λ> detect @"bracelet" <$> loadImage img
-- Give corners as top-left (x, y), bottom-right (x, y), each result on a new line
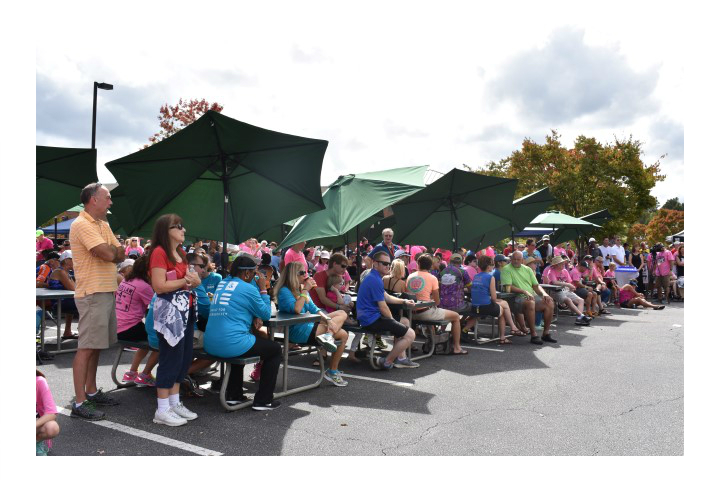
top-left (260, 290), bottom-right (268, 295)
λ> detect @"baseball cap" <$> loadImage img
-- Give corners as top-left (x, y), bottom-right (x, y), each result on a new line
top-left (494, 254), bottom-right (509, 263)
top-left (588, 237), bottom-right (596, 243)
top-left (449, 253), bottom-right (463, 263)
top-left (59, 251), bottom-right (72, 262)
top-left (395, 249), bottom-right (411, 259)
top-left (118, 259), bottom-right (135, 271)
top-left (320, 250), bottom-right (330, 259)
top-left (36, 229), bottom-right (44, 237)
top-left (234, 252), bottom-right (260, 269)
top-left (541, 235), bottom-right (550, 241)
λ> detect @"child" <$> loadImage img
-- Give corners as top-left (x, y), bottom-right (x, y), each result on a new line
top-left (605, 263), bottom-right (619, 304)
top-left (36, 370), bottom-right (60, 455)
top-left (326, 274), bottom-right (352, 312)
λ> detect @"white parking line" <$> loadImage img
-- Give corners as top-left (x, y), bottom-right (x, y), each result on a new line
top-left (287, 366), bottom-right (414, 387)
top-left (57, 407), bottom-right (223, 456)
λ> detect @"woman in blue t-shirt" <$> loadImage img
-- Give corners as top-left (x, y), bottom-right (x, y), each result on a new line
top-left (274, 261), bottom-right (349, 387)
top-left (203, 254), bottom-right (282, 411)
top-left (469, 255), bottom-right (521, 344)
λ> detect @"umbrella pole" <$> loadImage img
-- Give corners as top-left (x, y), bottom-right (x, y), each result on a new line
top-left (355, 224), bottom-right (361, 284)
top-left (221, 156), bottom-right (229, 278)
top-left (54, 217), bottom-right (58, 245)
top-left (450, 199), bottom-right (459, 252)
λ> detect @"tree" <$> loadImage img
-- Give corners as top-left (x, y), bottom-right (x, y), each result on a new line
top-left (661, 197), bottom-right (684, 211)
top-left (145, 98), bottom-right (223, 147)
top-left (626, 223), bottom-right (648, 245)
top-left (645, 209), bottom-right (684, 245)
top-left (471, 130), bottom-right (665, 240)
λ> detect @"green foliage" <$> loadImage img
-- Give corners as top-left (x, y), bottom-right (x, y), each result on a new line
top-left (661, 197), bottom-right (684, 211)
top-left (471, 130), bottom-right (665, 240)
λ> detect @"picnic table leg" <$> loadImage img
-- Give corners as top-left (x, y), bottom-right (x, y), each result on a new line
top-left (56, 298), bottom-right (62, 352)
top-left (40, 301), bottom-right (47, 353)
top-left (110, 346), bottom-right (136, 388)
top-left (282, 326), bottom-right (289, 392)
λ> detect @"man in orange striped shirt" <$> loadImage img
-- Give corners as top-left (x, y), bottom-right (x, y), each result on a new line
top-left (69, 183), bottom-right (125, 420)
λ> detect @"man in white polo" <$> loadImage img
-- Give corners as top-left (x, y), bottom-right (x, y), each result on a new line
top-left (69, 183), bottom-right (125, 420)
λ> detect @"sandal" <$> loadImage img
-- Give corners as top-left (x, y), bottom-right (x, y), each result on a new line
top-left (498, 338), bottom-right (512, 345)
top-left (449, 349), bottom-right (469, 355)
top-left (510, 329), bottom-right (525, 337)
top-left (61, 333), bottom-right (79, 340)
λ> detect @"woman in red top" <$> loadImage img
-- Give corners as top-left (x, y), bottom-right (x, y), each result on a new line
top-left (149, 214), bottom-right (201, 427)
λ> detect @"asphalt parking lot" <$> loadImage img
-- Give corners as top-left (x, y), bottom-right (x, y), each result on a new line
top-left (38, 303), bottom-right (683, 456)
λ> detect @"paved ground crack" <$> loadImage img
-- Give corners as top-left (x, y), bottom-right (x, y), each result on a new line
top-left (618, 395), bottom-right (683, 416)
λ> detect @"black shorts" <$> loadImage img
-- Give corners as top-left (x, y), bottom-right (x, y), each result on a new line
top-left (117, 321), bottom-right (148, 342)
top-left (472, 303), bottom-right (501, 317)
top-left (620, 300), bottom-right (631, 308)
top-left (363, 317), bottom-right (409, 338)
top-left (304, 322), bottom-right (321, 344)
top-left (576, 287), bottom-right (589, 299)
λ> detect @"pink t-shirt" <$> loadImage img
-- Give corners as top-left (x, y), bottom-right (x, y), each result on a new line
top-left (547, 267), bottom-right (572, 284)
top-left (541, 265), bottom-right (552, 283)
top-left (569, 268), bottom-right (583, 283)
top-left (619, 288), bottom-right (634, 304)
top-left (406, 271), bottom-right (439, 302)
top-left (604, 269), bottom-right (615, 278)
top-left (36, 237), bottom-right (54, 261)
top-left (115, 278), bottom-right (154, 333)
top-left (36, 375), bottom-right (58, 448)
top-left (654, 251), bottom-right (674, 276)
top-left (36, 375), bottom-right (57, 417)
top-left (284, 248), bottom-right (308, 271)
top-left (125, 245), bottom-right (145, 256)
top-left (553, 246), bottom-right (566, 257)
top-left (315, 263), bottom-right (328, 273)
top-left (483, 247), bottom-right (495, 257)
top-left (410, 245), bottom-right (425, 259)
top-left (408, 260), bottom-right (418, 274)
top-left (464, 265), bottom-right (478, 281)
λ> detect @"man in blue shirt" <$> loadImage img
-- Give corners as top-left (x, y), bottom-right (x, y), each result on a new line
top-left (357, 250), bottom-right (418, 370)
top-left (373, 228), bottom-right (400, 259)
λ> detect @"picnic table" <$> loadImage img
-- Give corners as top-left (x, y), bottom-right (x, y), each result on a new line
top-left (404, 300), bottom-right (440, 361)
top-left (36, 288), bottom-right (76, 354)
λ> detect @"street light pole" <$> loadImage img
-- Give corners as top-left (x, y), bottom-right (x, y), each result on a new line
top-left (92, 81), bottom-right (114, 149)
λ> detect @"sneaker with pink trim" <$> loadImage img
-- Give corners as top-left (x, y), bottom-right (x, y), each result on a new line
top-left (122, 371), bottom-right (138, 383)
top-left (250, 362), bottom-right (262, 382)
top-left (134, 372), bottom-right (156, 387)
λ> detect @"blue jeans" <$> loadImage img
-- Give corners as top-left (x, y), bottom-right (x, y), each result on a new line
top-left (600, 289), bottom-right (611, 303)
top-left (156, 313), bottom-right (195, 389)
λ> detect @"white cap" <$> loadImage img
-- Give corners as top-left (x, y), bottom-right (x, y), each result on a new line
top-left (320, 250), bottom-right (330, 259)
top-left (118, 259), bottom-right (135, 271)
top-left (541, 235), bottom-right (550, 241)
top-left (588, 237), bottom-right (596, 243)
top-left (59, 251), bottom-right (72, 262)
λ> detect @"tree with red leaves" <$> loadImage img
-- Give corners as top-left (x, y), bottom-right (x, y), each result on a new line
top-left (145, 98), bottom-right (223, 147)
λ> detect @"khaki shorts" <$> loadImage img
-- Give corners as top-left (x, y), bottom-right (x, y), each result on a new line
top-left (551, 289), bottom-right (581, 304)
top-left (656, 275), bottom-right (670, 288)
top-left (412, 306), bottom-right (448, 321)
top-left (75, 292), bottom-right (118, 349)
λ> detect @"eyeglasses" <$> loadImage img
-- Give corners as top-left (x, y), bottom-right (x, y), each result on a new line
top-left (375, 260), bottom-right (391, 267)
top-left (169, 224), bottom-right (185, 230)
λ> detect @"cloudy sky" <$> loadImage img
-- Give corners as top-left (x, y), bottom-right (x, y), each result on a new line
top-left (35, 1), bottom-right (683, 204)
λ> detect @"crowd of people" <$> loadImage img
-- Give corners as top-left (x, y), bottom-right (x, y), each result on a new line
top-left (35, 183), bottom-right (684, 452)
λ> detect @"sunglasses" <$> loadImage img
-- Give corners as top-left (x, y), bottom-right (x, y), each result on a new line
top-left (339, 264), bottom-right (348, 269)
top-left (169, 224), bottom-right (185, 230)
top-left (297, 270), bottom-right (307, 276)
top-left (375, 260), bottom-right (391, 267)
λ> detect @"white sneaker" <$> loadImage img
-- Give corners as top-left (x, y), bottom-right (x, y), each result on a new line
top-left (315, 332), bottom-right (337, 352)
top-left (172, 402), bottom-right (198, 420)
top-left (153, 408), bottom-right (187, 426)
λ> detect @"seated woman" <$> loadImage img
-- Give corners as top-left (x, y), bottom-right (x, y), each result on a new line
top-left (117, 258), bottom-right (135, 286)
top-left (469, 255), bottom-right (519, 344)
top-left (274, 261), bottom-right (349, 386)
top-left (203, 253), bottom-right (282, 410)
top-left (604, 263), bottom-right (620, 304)
top-left (407, 254), bottom-right (467, 354)
top-left (383, 259), bottom-right (407, 295)
top-left (618, 280), bottom-right (665, 310)
top-left (46, 253), bottom-right (78, 340)
top-left (116, 254), bottom-right (158, 386)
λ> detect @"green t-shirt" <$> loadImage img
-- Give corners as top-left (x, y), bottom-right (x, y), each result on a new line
top-left (501, 263), bottom-right (538, 293)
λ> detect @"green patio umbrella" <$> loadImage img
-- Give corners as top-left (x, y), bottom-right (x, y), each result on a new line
top-left (36, 146), bottom-right (98, 226)
top-left (106, 111), bottom-right (328, 273)
top-left (470, 187), bottom-right (556, 249)
top-left (255, 218), bottom-right (299, 245)
top-left (551, 209), bottom-right (611, 244)
top-left (392, 169), bottom-right (518, 251)
top-left (279, 166), bottom-right (427, 249)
